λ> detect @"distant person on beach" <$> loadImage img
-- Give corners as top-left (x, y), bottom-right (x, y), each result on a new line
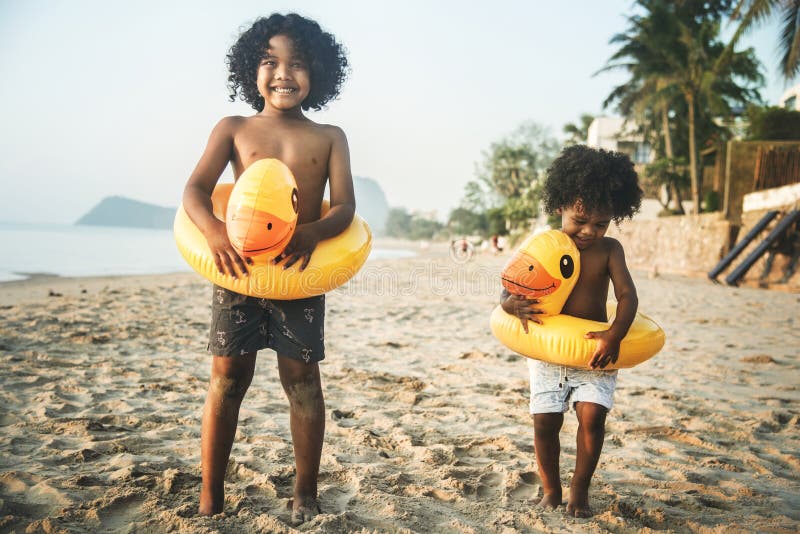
top-left (450, 237), bottom-right (474, 262)
top-left (491, 234), bottom-right (502, 254)
top-left (501, 145), bottom-right (643, 517)
top-left (181, 13), bottom-right (353, 524)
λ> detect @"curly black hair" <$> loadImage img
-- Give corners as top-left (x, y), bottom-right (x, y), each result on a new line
top-left (226, 13), bottom-right (348, 112)
top-left (542, 145), bottom-right (643, 223)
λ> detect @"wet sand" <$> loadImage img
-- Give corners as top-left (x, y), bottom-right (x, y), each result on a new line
top-left (1, 245), bottom-right (798, 532)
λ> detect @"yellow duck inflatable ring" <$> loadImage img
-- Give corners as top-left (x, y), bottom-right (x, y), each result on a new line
top-left (490, 230), bottom-right (665, 369)
top-left (174, 159), bottom-right (372, 299)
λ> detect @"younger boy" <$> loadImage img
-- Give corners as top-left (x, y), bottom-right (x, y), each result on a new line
top-left (182, 13), bottom-right (353, 524)
top-left (502, 145), bottom-right (643, 517)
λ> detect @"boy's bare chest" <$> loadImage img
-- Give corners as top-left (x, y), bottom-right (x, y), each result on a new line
top-left (562, 249), bottom-right (611, 321)
top-left (231, 123), bottom-right (330, 183)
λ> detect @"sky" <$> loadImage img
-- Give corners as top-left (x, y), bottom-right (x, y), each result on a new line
top-left (1, 0), bottom-right (795, 224)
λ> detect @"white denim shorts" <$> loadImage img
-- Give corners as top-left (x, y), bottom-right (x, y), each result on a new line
top-left (527, 359), bottom-right (618, 414)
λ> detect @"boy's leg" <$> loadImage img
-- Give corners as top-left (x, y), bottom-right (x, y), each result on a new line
top-left (200, 353), bottom-right (257, 516)
top-left (277, 354), bottom-right (325, 525)
top-left (527, 360), bottom-right (570, 509)
top-left (533, 412), bottom-right (564, 508)
top-left (568, 401), bottom-right (607, 518)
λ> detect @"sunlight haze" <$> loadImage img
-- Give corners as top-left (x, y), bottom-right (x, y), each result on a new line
top-left (0, 0), bottom-right (792, 224)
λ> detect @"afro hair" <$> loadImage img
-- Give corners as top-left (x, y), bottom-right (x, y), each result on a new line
top-left (542, 145), bottom-right (643, 223)
top-left (226, 13), bottom-right (348, 112)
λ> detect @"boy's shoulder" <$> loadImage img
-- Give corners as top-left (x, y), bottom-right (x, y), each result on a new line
top-left (582, 237), bottom-right (623, 262)
top-left (299, 120), bottom-right (348, 146)
top-left (210, 116), bottom-right (345, 146)
top-left (598, 236), bottom-right (624, 255)
top-left (212, 115), bottom-right (248, 135)
top-left (224, 115), bottom-right (344, 137)
top-left (301, 119), bottom-right (346, 137)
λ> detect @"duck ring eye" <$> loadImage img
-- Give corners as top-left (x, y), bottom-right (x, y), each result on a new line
top-left (560, 255), bottom-right (575, 278)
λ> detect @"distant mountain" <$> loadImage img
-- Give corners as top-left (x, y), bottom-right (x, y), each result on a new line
top-left (353, 176), bottom-right (389, 235)
top-left (77, 177), bottom-right (390, 232)
top-left (76, 196), bottom-right (175, 229)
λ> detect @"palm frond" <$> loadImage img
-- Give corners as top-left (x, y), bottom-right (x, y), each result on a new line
top-left (779, 0), bottom-right (800, 78)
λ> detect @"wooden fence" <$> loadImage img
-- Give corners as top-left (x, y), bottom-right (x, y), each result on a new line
top-left (753, 146), bottom-right (800, 191)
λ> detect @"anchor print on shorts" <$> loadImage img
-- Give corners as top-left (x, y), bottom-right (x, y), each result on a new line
top-left (282, 325), bottom-right (296, 340)
top-left (216, 289), bottom-right (226, 304)
top-left (216, 330), bottom-right (227, 346)
top-left (232, 310), bottom-right (246, 325)
top-left (304, 308), bottom-right (315, 323)
top-left (300, 348), bottom-right (312, 363)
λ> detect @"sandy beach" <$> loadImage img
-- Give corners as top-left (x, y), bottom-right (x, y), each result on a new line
top-left (1, 244), bottom-right (798, 533)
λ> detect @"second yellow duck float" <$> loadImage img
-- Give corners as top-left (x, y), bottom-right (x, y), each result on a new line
top-left (490, 230), bottom-right (665, 369)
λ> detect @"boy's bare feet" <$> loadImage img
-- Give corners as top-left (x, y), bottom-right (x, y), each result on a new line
top-left (198, 488), bottom-right (224, 516)
top-left (291, 495), bottom-right (321, 526)
top-left (566, 487), bottom-right (593, 518)
top-left (534, 490), bottom-right (563, 509)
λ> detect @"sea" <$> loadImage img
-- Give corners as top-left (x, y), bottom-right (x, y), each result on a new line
top-left (0, 222), bottom-right (414, 282)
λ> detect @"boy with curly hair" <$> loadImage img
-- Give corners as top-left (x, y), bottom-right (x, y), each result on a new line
top-left (182, 13), bottom-right (353, 523)
top-left (502, 145), bottom-right (643, 517)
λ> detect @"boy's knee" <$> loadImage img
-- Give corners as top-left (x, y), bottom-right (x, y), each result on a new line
top-left (576, 403), bottom-right (607, 433)
top-left (533, 413), bottom-right (563, 436)
top-left (283, 372), bottom-right (322, 410)
top-left (210, 375), bottom-right (251, 400)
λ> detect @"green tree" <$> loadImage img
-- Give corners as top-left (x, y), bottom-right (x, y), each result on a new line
top-left (409, 217), bottom-right (444, 240)
top-left (601, 0), bottom-right (763, 213)
top-left (386, 206), bottom-right (444, 239)
top-left (747, 105), bottom-right (800, 139)
top-left (447, 207), bottom-right (487, 236)
top-left (486, 207), bottom-right (507, 236)
top-left (598, 0), bottom-right (686, 211)
top-left (562, 114), bottom-right (596, 145)
top-left (646, 157), bottom-right (690, 212)
top-left (474, 121), bottom-right (559, 229)
top-left (729, 0), bottom-right (800, 80)
top-left (385, 207), bottom-right (411, 238)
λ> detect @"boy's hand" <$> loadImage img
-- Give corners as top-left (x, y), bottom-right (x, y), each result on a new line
top-left (585, 330), bottom-right (622, 369)
top-left (502, 294), bottom-right (543, 333)
top-left (205, 221), bottom-right (251, 278)
top-left (274, 224), bottom-right (321, 271)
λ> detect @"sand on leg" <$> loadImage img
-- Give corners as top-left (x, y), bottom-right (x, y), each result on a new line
top-left (568, 401), bottom-right (607, 518)
top-left (199, 353), bottom-right (257, 516)
top-left (533, 412), bottom-right (564, 509)
top-left (278, 354), bottom-right (325, 525)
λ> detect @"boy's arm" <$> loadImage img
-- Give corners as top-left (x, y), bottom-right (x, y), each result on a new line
top-left (182, 117), bottom-right (250, 278)
top-left (607, 239), bottom-right (638, 340)
top-left (278, 126), bottom-right (356, 270)
top-left (587, 239), bottom-right (638, 368)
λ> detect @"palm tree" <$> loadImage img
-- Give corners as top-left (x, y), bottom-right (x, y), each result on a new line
top-left (728, 0), bottom-right (800, 80)
top-left (600, 0), bottom-right (763, 213)
top-left (598, 0), bottom-right (687, 210)
top-left (562, 114), bottom-right (596, 145)
top-left (671, 16), bottom-right (763, 212)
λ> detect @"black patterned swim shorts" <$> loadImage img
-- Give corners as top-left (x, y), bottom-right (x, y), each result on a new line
top-left (207, 284), bottom-right (325, 363)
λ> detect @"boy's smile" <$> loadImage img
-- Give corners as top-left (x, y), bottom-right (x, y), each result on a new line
top-left (559, 202), bottom-right (611, 250)
top-left (256, 34), bottom-right (311, 113)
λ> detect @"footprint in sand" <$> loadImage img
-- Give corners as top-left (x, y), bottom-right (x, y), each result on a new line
top-left (741, 354), bottom-right (780, 364)
top-left (317, 469), bottom-right (360, 515)
top-left (96, 492), bottom-right (147, 531)
top-left (475, 471), bottom-right (504, 499)
top-left (453, 437), bottom-right (518, 467)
